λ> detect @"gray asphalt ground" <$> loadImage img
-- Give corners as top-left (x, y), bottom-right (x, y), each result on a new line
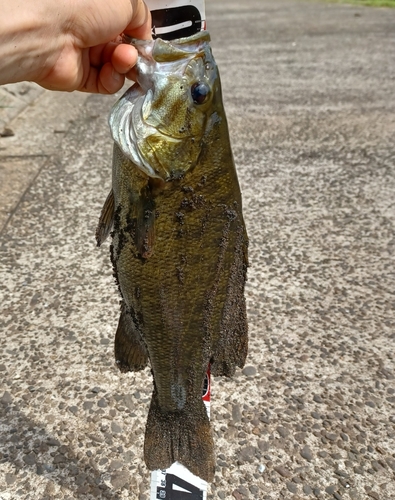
top-left (1, 1), bottom-right (394, 499)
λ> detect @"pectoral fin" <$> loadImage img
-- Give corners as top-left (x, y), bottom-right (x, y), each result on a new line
top-left (96, 189), bottom-right (114, 247)
top-left (135, 185), bottom-right (156, 259)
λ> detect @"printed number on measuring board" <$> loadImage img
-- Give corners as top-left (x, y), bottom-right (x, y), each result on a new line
top-left (156, 472), bottom-right (203, 499)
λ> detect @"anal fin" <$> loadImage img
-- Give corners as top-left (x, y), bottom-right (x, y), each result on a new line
top-left (114, 302), bottom-right (149, 372)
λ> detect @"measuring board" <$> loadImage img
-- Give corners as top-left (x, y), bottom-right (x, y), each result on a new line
top-left (138, 2), bottom-right (209, 497)
top-left (145, 0), bottom-right (206, 40)
top-left (149, 370), bottom-right (211, 500)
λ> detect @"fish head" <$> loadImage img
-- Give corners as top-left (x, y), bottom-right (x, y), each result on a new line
top-left (110, 32), bottom-right (220, 181)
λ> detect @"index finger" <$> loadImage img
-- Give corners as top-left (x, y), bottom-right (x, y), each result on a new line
top-left (124, 0), bottom-right (152, 40)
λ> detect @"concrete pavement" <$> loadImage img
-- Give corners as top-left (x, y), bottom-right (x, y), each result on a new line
top-left (1, 1), bottom-right (394, 499)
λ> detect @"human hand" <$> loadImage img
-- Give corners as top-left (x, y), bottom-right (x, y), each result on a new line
top-left (0, 0), bottom-right (151, 94)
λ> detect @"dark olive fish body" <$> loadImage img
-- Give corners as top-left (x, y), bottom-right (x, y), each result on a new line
top-left (97, 32), bottom-right (248, 482)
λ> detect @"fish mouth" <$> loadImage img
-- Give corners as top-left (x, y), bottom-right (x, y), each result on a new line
top-left (110, 32), bottom-right (212, 179)
top-left (123, 31), bottom-right (211, 63)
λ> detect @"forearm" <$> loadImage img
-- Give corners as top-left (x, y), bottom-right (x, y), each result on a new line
top-left (0, 1), bottom-right (72, 85)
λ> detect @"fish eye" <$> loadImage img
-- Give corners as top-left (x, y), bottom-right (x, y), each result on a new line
top-left (191, 82), bottom-right (210, 105)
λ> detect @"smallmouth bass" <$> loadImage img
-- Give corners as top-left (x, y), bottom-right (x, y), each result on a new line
top-left (96, 31), bottom-right (248, 482)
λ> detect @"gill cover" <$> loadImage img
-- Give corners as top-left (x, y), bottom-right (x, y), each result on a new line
top-left (109, 31), bottom-right (218, 181)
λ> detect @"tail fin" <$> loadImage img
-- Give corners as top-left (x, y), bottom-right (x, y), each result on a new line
top-left (144, 387), bottom-right (215, 482)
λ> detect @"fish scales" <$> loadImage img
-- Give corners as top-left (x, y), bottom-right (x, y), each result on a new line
top-left (97, 31), bottom-right (248, 482)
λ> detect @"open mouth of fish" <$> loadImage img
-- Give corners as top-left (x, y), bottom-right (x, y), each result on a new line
top-left (109, 31), bottom-right (212, 180)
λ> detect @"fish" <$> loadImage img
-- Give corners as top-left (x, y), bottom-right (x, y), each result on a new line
top-left (96, 30), bottom-right (248, 482)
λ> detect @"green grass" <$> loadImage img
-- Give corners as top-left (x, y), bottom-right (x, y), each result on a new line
top-left (329, 0), bottom-right (395, 6)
